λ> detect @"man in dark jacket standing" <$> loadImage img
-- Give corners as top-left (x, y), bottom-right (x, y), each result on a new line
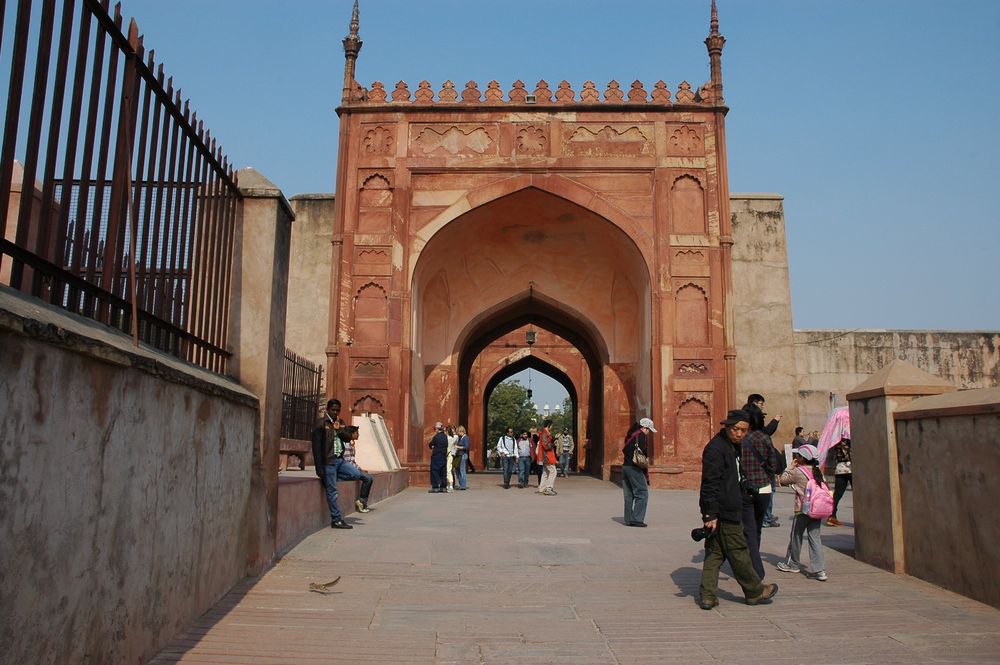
top-left (428, 421), bottom-right (449, 492)
top-left (698, 409), bottom-right (778, 610)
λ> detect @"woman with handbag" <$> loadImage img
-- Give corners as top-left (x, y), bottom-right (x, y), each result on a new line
top-left (622, 417), bottom-right (656, 527)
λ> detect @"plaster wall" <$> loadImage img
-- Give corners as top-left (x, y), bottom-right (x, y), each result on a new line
top-left (730, 193), bottom-right (798, 442)
top-left (893, 391), bottom-right (1000, 609)
top-left (286, 194), bottom-right (336, 370)
top-left (848, 394), bottom-right (906, 572)
top-left (0, 290), bottom-right (259, 665)
top-left (796, 330), bottom-right (1000, 432)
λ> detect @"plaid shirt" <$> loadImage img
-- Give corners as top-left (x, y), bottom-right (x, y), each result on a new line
top-left (741, 430), bottom-right (779, 489)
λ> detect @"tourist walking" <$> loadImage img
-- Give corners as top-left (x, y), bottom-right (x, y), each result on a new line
top-left (741, 407), bottom-right (786, 579)
top-left (827, 438), bottom-right (852, 526)
top-left (428, 422), bottom-right (449, 493)
top-left (622, 418), bottom-right (656, 527)
top-left (515, 430), bottom-right (532, 488)
top-left (536, 419), bottom-right (558, 495)
top-left (698, 409), bottom-right (778, 610)
top-left (454, 425), bottom-right (470, 490)
top-left (530, 427), bottom-right (542, 486)
top-left (496, 427), bottom-right (517, 489)
top-left (775, 444), bottom-right (829, 581)
top-left (556, 427), bottom-right (575, 477)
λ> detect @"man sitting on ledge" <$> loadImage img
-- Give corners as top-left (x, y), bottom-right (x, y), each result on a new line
top-left (339, 425), bottom-right (374, 513)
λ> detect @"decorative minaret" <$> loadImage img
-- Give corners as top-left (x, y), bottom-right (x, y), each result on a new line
top-left (341, 0), bottom-right (363, 104)
top-left (704, 0), bottom-right (726, 104)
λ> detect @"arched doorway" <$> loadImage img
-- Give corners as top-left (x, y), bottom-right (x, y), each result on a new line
top-left (411, 186), bottom-right (651, 480)
top-left (478, 348), bottom-right (579, 473)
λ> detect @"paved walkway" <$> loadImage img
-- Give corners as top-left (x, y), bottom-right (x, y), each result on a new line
top-left (151, 475), bottom-right (1000, 664)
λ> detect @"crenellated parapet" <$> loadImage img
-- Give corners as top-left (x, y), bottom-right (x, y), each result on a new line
top-left (354, 78), bottom-right (721, 107)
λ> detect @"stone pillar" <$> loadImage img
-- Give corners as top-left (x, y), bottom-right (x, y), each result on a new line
top-left (845, 360), bottom-right (955, 574)
top-left (229, 167), bottom-right (294, 574)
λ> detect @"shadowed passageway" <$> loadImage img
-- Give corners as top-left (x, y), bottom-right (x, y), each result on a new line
top-left (151, 477), bottom-right (1000, 664)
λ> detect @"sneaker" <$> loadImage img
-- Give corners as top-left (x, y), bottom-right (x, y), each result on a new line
top-left (812, 570), bottom-right (828, 582)
top-left (763, 518), bottom-right (780, 528)
top-left (745, 583), bottom-right (778, 605)
top-left (330, 519), bottom-right (353, 529)
top-left (446, 487), bottom-right (454, 493)
top-left (627, 521), bottom-right (647, 527)
top-left (355, 499), bottom-right (371, 513)
top-left (699, 597), bottom-right (719, 610)
top-left (775, 561), bottom-right (800, 573)
top-left (544, 489), bottom-right (557, 495)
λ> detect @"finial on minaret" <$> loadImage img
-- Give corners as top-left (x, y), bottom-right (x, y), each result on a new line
top-left (342, 0), bottom-right (363, 104)
top-left (705, 0), bottom-right (726, 104)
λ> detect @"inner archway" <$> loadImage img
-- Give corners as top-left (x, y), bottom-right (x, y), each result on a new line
top-left (479, 348), bottom-right (579, 472)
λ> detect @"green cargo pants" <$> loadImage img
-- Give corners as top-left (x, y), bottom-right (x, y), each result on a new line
top-left (699, 519), bottom-right (765, 602)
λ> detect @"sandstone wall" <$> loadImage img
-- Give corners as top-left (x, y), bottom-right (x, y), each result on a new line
top-left (0, 289), bottom-right (260, 665)
top-left (893, 389), bottom-right (1000, 609)
top-left (730, 193), bottom-right (799, 443)
top-left (796, 329), bottom-right (1000, 432)
top-left (286, 194), bottom-right (336, 371)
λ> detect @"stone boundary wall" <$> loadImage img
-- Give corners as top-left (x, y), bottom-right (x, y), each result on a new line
top-left (0, 287), bottom-right (260, 665)
top-left (893, 388), bottom-right (1000, 609)
top-left (285, 194), bottom-right (336, 372)
top-left (276, 470), bottom-right (409, 555)
top-left (796, 329), bottom-right (1000, 432)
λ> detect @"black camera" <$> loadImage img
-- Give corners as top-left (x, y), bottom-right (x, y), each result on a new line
top-left (691, 526), bottom-right (713, 542)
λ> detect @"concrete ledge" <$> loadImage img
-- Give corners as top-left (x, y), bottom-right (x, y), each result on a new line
top-left (894, 387), bottom-right (1000, 421)
top-left (0, 285), bottom-right (257, 408)
top-left (276, 469), bottom-right (409, 555)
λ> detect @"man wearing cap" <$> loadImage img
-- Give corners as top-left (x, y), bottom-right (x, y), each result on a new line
top-left (698, 409), bottom-right (779, 609)
top-left (428, 422), bottom-right (449, 493)
top-left (622, 417), bottom-right (657, 527)
top-left (556, 427), bottom-right (575, 477)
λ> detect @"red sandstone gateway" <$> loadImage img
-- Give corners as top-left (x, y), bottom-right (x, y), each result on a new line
top-left (326, 0), bottom-right (734, 488)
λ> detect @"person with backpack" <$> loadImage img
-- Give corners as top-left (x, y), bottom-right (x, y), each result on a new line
top-left (622, 418), bottom-right (655, 527)
top-left (775, 443), bottom-right (831, 581)
top-left (741, 408), bottom-right (786, 579)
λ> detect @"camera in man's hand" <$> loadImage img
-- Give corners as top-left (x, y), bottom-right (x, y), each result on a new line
top-left (691, 526), bottom-right (713, 542)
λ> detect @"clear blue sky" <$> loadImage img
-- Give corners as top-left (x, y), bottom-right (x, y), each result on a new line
top-left (120, 0), bottom-right (999, 346)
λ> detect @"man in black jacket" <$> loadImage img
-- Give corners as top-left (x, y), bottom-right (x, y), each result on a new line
top-left (744, 393), bottom-right (780, 437)
top-left (698, 409), bottom-right (778, 610)
top-left (311, 399), bottom-right (353, 529)
top-left (427, 421), bottom-right (449, 492)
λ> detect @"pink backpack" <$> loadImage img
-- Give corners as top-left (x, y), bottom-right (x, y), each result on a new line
top-left (801, 467), bottom-right (834, 520)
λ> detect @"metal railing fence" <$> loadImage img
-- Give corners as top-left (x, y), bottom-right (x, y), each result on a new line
top-left (1, 0), bottom-right (240, 372)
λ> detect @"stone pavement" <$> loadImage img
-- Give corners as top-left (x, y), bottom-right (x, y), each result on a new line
top-left (150, 475), bottom-right (1000, 664)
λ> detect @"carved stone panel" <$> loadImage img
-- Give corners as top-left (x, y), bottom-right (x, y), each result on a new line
top-left (674, 281), bottom-right (710, 346)
top-left (408, 123), bottom-right (499, 157)
top-left (670, 175), bottom-right (707, 235)
top-left (562, 124), bottom-right (653, 157)
top-left (353, 246), bottom-right (392, 276)
top-left (665, 123), bottom-right (705, 156)
top-left (361, 125), bottom-right (394, 156)
top-left (672, 248), bottom-right (709, 277)
top-left (514, 124), bottom-right (548, 156)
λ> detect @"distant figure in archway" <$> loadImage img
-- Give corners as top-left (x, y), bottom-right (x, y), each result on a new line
top-left (516, 430), bottom-right (532, 488)
top-left (536, 419), bottom-right (558, 496)
top-left (496, 427), bottom-right (517, 489)
top-left (557, 427), bottom-right (575, 477)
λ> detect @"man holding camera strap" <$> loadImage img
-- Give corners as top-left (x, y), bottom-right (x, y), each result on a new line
top-left (697, 409), bottom-right (778, 610)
